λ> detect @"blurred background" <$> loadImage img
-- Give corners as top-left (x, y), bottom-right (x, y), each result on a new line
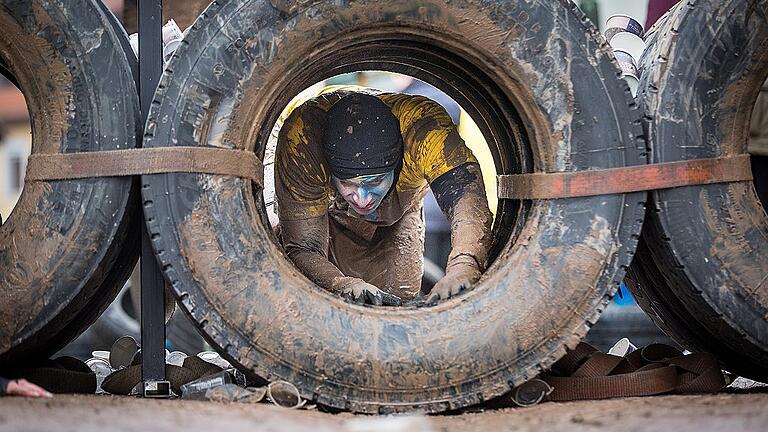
top-left (0, 0), bottom-right (674, 360)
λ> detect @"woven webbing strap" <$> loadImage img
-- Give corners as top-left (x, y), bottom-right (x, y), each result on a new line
top-left (102, 355), bottom-right (224, 395)
top-left (497, 154), bottom-right (752, 199)
top-left (25, 147), bottom-right (264, 187)
top-left (541, 342), bottom-right (725, 401)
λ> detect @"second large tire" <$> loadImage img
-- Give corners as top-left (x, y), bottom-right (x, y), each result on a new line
top-left (143, 0), bottom-right (646, 413)
top-left (629, 0), bottom-right (768, 381)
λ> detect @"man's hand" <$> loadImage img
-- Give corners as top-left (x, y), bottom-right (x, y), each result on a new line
top-left (426, 259), bottom-right (482, 306)
top-left (5, 379), bottom-right (52, 398)
top-left (335, 277), bottom-right (402, 306)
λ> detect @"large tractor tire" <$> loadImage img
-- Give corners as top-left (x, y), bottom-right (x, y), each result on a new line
top-left (143, 0), bottom-right (645, 413)
top-left (628, 0), bottom-right (768, 381)
top-left (0, 0), bottom-right (141, 367)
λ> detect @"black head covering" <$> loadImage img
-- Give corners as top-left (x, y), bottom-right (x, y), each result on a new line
top-left (322, 93), bottom-right (403, 180)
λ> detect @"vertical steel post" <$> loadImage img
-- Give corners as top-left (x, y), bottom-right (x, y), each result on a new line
top-left (138, 0), bottom-right (170, 398)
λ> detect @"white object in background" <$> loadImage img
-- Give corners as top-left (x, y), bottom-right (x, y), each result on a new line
top-left (161, 19), bottom-right (183, 63)
top-left (623, 74), bottom-right (640, 98)
top-left (613, 49), bottom-right (638, 77)
top-left (604, 14), bottom-right (645, 40)
top-left (166, 350), bottom-right (188, 367)
top-left (91, 350), bottom-right (111, 361)
top-left (197, 350), bottom-right (233, 369)
top-left (610, 32), bottom-right (647, 64)
top-left (609, 337), bottom-right (638, 357)
top-left (128, 32), bottom-right (139, 57)
top-left (127, 19), bottom-right (184, 64)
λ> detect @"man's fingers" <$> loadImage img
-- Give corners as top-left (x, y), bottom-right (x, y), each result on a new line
top-left (381, 292), bottom-right (403, 306)
top-left (426, 292), bottom-right (440, 306)
top-left (366, 290), bottom-right (383, 306)
top-left (342, 291), bottom-right (355, 303)
top-left (23, 382), bottom-right (52, 398)
top-left (8, 380), bottom-right (52, 398)
top-left (353, 291), bottom-right (366, 304)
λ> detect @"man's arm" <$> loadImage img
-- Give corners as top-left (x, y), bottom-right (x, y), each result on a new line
top-left (279, 215), bottom-right (345, 289)
top-left (427, 162), bottom-right (493, 304)
top-left (398, 95), bottom-right (493, 303)
top-left (1, 377), bottom-right (52, 397)
top-left (280, 215), bottom-right (396, 305)
top-left (275, 103), bottom-right (395, 305)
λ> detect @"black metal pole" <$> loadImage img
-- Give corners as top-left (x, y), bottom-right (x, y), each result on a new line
top-left (138, 0), bottom-right (170, 397)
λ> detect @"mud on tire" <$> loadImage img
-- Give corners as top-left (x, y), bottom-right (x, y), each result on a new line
top-left (628, 0), bottom-right (768, 381)
top-left (0, 0), bottom-right (141, 367)
top-left (143, 0), bottom-right (645, 413)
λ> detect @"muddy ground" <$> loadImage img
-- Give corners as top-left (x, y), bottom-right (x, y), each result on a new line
top-left (1, 389), bottom-right (766, 432)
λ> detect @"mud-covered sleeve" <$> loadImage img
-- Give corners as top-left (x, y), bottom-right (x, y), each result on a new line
top-left (275, 103), bottom-right (331, 221)
top-left (402, 97), bottom-right (478, 184)
top-left (398, 96), bottom-right (491, 272)
top-left (431, 163), bottom-right (493, 273)
top-left (279, 215), bottom-right (350, 292)
top-left (275, 103), bottom-right (351, 292)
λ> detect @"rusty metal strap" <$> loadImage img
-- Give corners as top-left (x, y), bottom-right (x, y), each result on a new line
top-left (497, 155), bottom-right (753, 200)
top-left (25, 147), bottom-right (264, 187)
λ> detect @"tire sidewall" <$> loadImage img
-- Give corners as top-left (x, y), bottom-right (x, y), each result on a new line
top-left (639, 0), bottom-right (768, 354)
top-left (0, 0), bottom-right (139, 363)
top-left (144, 0), bottom-right (645, 412)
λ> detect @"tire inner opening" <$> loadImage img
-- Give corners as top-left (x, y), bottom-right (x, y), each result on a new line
top-left (262, 71), bottom-right (499, 295)
top-left (0, 56), bottom-right (32, 226)
top-left (749, 77), bottom-right (768, 214)
top-left (252, 33), bottom-right (535, 307)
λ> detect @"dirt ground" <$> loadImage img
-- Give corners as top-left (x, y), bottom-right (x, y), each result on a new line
top-left (1, 389), bottom-right (766, 432)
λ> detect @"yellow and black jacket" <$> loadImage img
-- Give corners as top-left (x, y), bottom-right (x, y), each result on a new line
top-left (275, 88), bottom-right (478, 227)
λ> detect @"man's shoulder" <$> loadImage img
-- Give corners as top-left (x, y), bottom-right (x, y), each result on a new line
top-left (379, 92), bottom-right (438, 111)
top-left (379, 93), bottom-right (446, 130)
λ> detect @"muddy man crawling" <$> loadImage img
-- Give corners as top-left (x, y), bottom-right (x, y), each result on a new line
top-left (275, 90), bottom-right (493, 306)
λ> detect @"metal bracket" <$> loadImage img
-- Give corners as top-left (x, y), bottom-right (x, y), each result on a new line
top-left (138, 0), bottom-right (170, 398)
top-left (143, 380), bottom-right (172, 398)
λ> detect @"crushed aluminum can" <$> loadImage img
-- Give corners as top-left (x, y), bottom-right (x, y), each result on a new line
top-left (609, 337), bottom-right (638, 357)
top-left (110, 336), bottom-right (139, 369)
top-left (166, 350), bottom-right (188, 367)
top-left (267, 380), bottom-right (306, 409)
top-left (85, 358), bottom-right (113, 394)
top-left (197, 351), bottom-right (232, 369)
top-left (510, 379), bottom-right (554, 407)
top-left (180, 371), bottom-right (233, 400)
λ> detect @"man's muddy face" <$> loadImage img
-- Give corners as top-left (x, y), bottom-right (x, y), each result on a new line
top-left (332, 171), bottom-right (395, 215)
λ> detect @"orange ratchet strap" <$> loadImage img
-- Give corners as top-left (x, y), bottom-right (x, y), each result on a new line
top-left (497, 155), bottom-right (753, 200)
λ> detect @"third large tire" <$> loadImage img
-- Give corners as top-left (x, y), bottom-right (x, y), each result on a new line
top-left (0, 0), bottom-right (140, 366)
top-left (629, 0), bottom-right (768, 381)
top-left (143, 0), bottom-right (646, 413)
